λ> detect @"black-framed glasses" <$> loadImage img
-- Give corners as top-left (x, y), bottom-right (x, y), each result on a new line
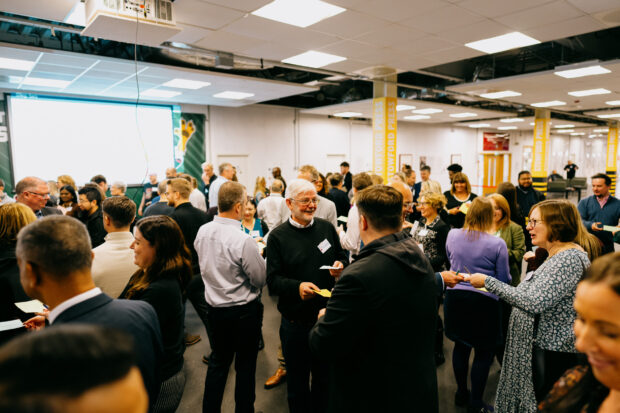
top-left (527, 218), bottom-right (544, 228)
top-left (291, 197), bottom-right (320, 206)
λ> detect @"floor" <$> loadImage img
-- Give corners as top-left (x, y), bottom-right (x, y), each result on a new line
top-left (177, 293), bottom-right (500, 413)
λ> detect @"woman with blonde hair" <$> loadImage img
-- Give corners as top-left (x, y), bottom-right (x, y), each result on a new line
top-left (444, 197), bottom-right (511, 412)
top-left (0, 203), bottom-right (37, 333)
top-left (254, 176), bottom-right (268, 204)
top-left (470, 199), bottom-right (595, 412)
top-left (56, 175), bottom-right (77, 191)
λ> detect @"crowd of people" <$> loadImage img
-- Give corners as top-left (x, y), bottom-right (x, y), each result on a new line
top-left (0, 159), bottom-right (619, 413)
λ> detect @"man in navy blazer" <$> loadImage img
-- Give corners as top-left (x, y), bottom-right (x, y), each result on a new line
top-left (17, 215), bottom-right (163, 407)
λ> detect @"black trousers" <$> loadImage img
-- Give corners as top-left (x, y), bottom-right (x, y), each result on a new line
top-left (185, 275), bottom-right (214, 346)
top-left (280, 317), bottom-right (328, 413)
top-left (203, 299), bottom-right (262, 413)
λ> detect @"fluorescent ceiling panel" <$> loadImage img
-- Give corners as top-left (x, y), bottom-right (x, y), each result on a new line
top-left (411, 108), bottom-right (442, 114)
top-left (141, 89), bottom-right (181, 98)
top-left (593, 128), bottom-right (609, 132)
top-left (465, 32), bottom-right (540, 54)
top-left (554, 65), bottom-right (611, 79)
top-left (404, 115), bottom-right (431, 120)
top-left (333, 111), bottom-right (362, 117)
top-left (479, 90), bottom-right (521, 99)
top-left (468, 123), bottom-right (490, 128)
top-left (282, 50), bottom-right (346, 68)
top-left (498, 126), bottom-right (517, 130)
top-left (251, 0), bottom-right (345, 28)
top-left (450, 113), bottom-right (477, 118)
top-left (598, 113), bottom-right (620, 118)
top-left (531, 100), bottom-right (566, 107)
top-left (162, 79), bottom-right (211, 89)
top-left (553, 124), bottom-right (575, 128)
top-left (567, 88), bottom-right (611, 97)
top-left (500, 118), bottom-right (523, 123)
top-left (14, 77), bottom-right (71, 88)
top-left (396, 104), bottom-right (416, 111)
top-left (570, 132), bottom-right (585, 136)
top-left (0, 57), bottom-right (36, 71)
top-left (213, 91), bottom-right (255, 100)
top-left (557, 130), bottom-right (575, 133)
top-left (606, 100), bottom-right (620, 106)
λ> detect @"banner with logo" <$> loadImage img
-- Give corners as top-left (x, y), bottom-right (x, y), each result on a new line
top-left (606, 125), bottom-right (618, 195)
top-left (372, 97), bottom-right (397, 183)
top-left (531, 110), bottom-right (550, 193)
top-left (173, 111), bottom-right (206, 181)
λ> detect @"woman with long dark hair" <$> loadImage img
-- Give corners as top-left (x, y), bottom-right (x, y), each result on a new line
top-left (120, 215), bottom-right (192, 413)
top-left (57, 185), bottom-right (78, 215)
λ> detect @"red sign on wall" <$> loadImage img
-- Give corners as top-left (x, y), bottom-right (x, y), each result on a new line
top-left (483, 132), bottom-right (510, 151)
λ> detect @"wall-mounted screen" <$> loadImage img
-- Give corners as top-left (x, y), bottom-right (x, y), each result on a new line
top-left (8, 94), bottom-right (174, 186)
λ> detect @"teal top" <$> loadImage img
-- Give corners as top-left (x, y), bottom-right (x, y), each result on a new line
top-left (242, 218), bottom-right (264, 238)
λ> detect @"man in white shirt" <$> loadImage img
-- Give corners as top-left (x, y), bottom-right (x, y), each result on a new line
top-left (91, 196), bottom-right (139, 298)
top-left (257, 179), bottom-right (287, 230)
top-left (189, 176), bottom-right (207, 212)
top-left (194, 181), bottom-right (266, 413)
top-left (208, 163), bottom-right (235, 210)
top-left (339, 172), bottom-right (373, 259)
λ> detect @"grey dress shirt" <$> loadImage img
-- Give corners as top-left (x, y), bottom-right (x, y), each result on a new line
top-left (194, 216), bottom-right (266, 307)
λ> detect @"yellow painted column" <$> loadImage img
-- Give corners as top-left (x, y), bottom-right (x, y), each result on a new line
top-left (372, 97), bottom-right (397, 183)
top-left (606, 124), bottom-right (619, 196)
top-left (531, 108), bottom-right (550, 194)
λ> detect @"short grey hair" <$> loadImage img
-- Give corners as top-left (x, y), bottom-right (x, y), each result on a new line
top-left (270, 179), bottom-right (284, 193)
top-left (112, 181), bottom-right (126, 193)
top-left (285, 179), bottom-right (316, 200)
top-left (16, 216), bottom-right (92, 278)
top-left (218, 163), bottom-right (233, 174)
top-left (202, 162), bottom-right (213, 170)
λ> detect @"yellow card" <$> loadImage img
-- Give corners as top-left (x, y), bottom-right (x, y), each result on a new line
top-left (312, 289), bottom-right (332, 298)
top-left (459, 203), bottom-right (469, 214)
top-left (476, 287), bottom-right (489, 292)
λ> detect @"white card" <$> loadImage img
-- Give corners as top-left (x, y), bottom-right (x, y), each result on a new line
top-left (337, 216), bottom-right (348, 223)
top-left (317, 239), bottom-right (331, 254)
top-left (418, 229), bottom-right (429, 237)
top-left (0, 319), bottom-right (23, 332)
top-left (411, 221), bottom-right (419, 233)
top-left (15, 299), bottom-right (46, 314)
top-left (320, 265), bottom-right (339, 270)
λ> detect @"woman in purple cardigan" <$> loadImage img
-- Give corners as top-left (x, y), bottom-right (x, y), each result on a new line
top-left (444, 197), bottom-right (511, 413)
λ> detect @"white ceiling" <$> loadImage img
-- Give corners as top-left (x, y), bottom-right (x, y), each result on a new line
top-left (0, 43), bottom-right (317, 106)
top-left (2, 0), bottom-right (620, 75)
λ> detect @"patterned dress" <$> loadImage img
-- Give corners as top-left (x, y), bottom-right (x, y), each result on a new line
top-left (484, 248), bottom-right (590, 412)
top-left (410, 215), bottom-right (450, 272)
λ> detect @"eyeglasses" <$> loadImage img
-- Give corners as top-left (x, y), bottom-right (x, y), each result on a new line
top-left (417, 202), bottom-right (428, 206)
top-left (291, 197), bottom-right (320, 206)
top-left (527, 218), bottom-right (544, 228)
top-left (26, 191), bottom-right (50, 198)
top-left (405, 202), bottom-right (415, 209)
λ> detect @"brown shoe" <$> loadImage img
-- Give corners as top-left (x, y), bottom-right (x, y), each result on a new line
top-left (185, 334), bottom-right (201, 346)
top-left (264, 367), bottom-right (287, 389)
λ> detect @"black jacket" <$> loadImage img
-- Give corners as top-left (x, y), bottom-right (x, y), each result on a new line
top-left (53, 293), bottom-right (163, 405)
top-left (170, 202), bottom-right (208, 274)
top-left (0, 245), bottom-right (31, 344)
top-left (82, 208), bottom-right (106, 248)
top-left (309, 231), bottom-right (438, 413)
top-left (327, 188), bottom-right (350, 219)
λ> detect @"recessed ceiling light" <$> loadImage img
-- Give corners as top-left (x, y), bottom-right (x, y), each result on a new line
top-left (593, 128), bottom-right (609, 132)
top-left (162, 79), bottom-right (211, 89)
top-left (529, 122), bottom-right (535, 126)
top-left (468, 123), bottom-right (490, 128)
top-left (553, 124), bottom-right (575, 128)
top-left (282, 50), bottom-right (346, 68)
top-left (479, 90), bottom-right (521, 99)
top-left (396, 104), bottom-right (416, 111)
top-left (0, 57), bottom-right (36, 71)
top-left (568, 88), bottom-right (611, 97)
top-left (64, 1), bottom-right (86, 26)
top-left (606, 100), bottom-right (620, 106)
top-left (13, 77), bottom-right (71, 88)
top-left (589, 134), bottom-right (598, 138)
top-left (333, 112), bottom-right (362, 117)
top-left (213, 91), bottom-right (254, 100)
top-left (141, 89), bottom-right (182, 98)
top-left (450, 113), bottom-right (477, 118)
top-left (554, 65), bottom-right (611, 79)
top-left (465, 32), bottom-right (540, 54)
top-left (500, 118), bottom-right (524, 123)
top-left (411, 108), bottom-right (442, 114)
top-left (404, 115), bottom-right (431, 120)
top-left (498, 126), bottom-right (518, 130)
top-left (598, 113), bottom-right (620, 119)
top-left (252, 0), bottom-right (345, 28)
top-left (557, 129), bottom-right (575, 133)
top-left (531, 100), bottom-right (566, 107)
top-left (570, 132), bottom-right (585, 136)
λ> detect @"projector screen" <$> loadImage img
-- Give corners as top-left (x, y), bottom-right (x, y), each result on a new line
top-left (8, 95), bottom-right (174, 186)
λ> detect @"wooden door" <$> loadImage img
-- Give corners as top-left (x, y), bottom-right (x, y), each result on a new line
top-left (482, 154), bottom-right (511, 195)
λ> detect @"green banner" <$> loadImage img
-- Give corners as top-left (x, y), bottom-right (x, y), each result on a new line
top-left (0, 94), bottom-right (13, 195)
top-left (173, 111), bottom-right (205, 183)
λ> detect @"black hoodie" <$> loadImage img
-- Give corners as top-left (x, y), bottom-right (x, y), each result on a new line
top-left (310, 231), bottom-right (439, 413)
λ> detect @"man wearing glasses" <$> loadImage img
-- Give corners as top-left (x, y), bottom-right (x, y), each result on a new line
top-left (296, 164), bottom-right (338, 228)
top-left (14, 176), bottom-right (61, 218)
top-left (266, 179), bottom-right (348, 413)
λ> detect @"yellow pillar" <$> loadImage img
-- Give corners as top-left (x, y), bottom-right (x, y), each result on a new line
top-left (531, 109), bottom-right (550, 194)
top-left (372, 72), bottom-right (397, 183)
top-left (606, 123), bottom-right (619, 196)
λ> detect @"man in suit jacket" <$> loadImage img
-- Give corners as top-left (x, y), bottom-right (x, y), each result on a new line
top-left (14, 176), bottom-right (61, 218)
top-left (17, 215), bottom-right (163, 407)
top-left (309, 185), bottom-right (439, 413)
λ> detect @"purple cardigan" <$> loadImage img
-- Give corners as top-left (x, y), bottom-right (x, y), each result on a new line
top-left (445, 228), bottom-right (511, 300)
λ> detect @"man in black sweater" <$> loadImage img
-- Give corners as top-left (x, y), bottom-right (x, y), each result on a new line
top-left (327, 173), bottom-right (350, 220)
top-left (267, 179), bottom-right (348, 413)
top-left (309, 186), bottom-right (439, 413)
top-left (516, 170), bottom-right (545, 250)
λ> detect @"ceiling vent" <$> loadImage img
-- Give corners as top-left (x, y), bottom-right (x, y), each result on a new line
top-left (82, 0), bottom-right (181, 47)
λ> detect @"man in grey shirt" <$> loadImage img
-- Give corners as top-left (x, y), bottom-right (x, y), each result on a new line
top-left (194, 181), bottom-right (266, 413)
top-left (208, 162), bottom-right (234, 210)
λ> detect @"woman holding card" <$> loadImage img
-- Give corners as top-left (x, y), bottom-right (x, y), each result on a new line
top-left (444, 197), bottom-right (511, 413)
top-left (444, 172), bottom-right (477, 229)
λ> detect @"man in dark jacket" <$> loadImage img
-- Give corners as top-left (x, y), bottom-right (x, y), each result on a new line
top-left (309, 185), bottom-right (439, 413)
top-left (516, 170), bottom-right (545, 250)
top-left (326, 173), bottom-right (350, 219)
top-left (77, 186), bottom-right (107, 248)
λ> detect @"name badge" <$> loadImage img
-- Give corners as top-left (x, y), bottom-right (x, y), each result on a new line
top-left (251, 231), bottom-right (261, 238)
top-left (418, 229), bottom-right (429, 237)
top-left (318, 239), bottom-right (331, 254)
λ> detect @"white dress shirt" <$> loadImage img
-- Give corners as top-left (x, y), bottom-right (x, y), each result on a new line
top-left (208, 176), bottom-right (228, 209)
top-left (194, 216), bottom-right (266, 307)
top-left (339, 204), bottom-right (361, 259)
top-left (49, 287), bottom-right (102, 324)
top-left (256, 193), bottom-right (287, 230)
top-left (189, 188), bottom-right (207, 212)
top-left (91, 232), bottom-right (138, 298)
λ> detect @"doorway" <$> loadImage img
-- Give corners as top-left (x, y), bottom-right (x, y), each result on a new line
top-left (482, 153), bottom-right (511, 195)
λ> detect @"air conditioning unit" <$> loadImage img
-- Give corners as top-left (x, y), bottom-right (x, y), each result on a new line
top-left (82, 0), bottom-right (181, 47)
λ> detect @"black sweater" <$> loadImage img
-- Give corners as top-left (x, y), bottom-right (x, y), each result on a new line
top-left (170, 202), bottom-right (208, 274)
top-left (266, 218), bottom-right (348, 325)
